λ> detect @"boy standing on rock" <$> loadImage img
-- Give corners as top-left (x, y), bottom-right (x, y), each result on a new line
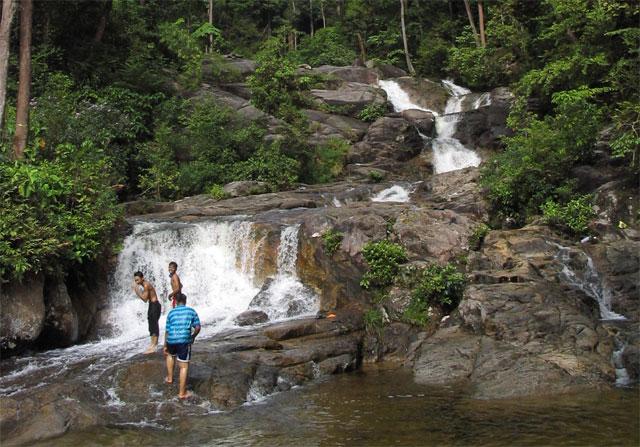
top-left (168, 261), bottom-right (182, 308)
top-left (132, 271), bottom-right (161, 354)
top-left (163, 293), bottom-right (201, 399)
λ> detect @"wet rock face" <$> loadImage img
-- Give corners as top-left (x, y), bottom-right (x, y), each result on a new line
top-left (414, 227), bottom-right (625, 398)
top-left (392, 77), bottom-right (449, 114)
top-left (453, 87), bottom-right (514, 149)
top-left (40, 278), bottom-right (79, 348)
top-left (0, 274), bottom-right (45, 353)
top-left (401, 109), bottom-right (435, 135)
top-left (234, 310), bottom-right (269, 326)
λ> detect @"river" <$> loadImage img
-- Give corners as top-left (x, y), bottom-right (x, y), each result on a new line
top-left (32, 366), bottom-right (639, 446)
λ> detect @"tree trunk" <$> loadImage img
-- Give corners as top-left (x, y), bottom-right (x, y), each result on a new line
top-left (12, 0), bottom-right (32, 160)
top-left (208, 0), bottom-right (213, 53)
top-left (463, 0), bottom-right (480, 48)
top-left (320, 0), bottom-right (325, 28)
top-left (308, 0), bottom-right (313, 36)
top-left (356, 32), bottom-right (366, 65)
top-left (93, 0), bottom-right (111, 43)
top-left (478, 0), bottom-right (486, 48)
top-left (400, 0), bottom-right (414, 74)
top-left (0, 0), bottom-right (17, 131)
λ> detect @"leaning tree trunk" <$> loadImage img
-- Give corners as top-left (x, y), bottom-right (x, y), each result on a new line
top-left (320, 0), bottom-right (325, 28)
top-left (400, 0), bottom-right (415, 74)
top-left (12, 0), bottom-right (32, 160)
top-left (0, 0), bottom-right (17, 131)
top-left (308, 0), bottom-right (314, 36)
top-left (463, 0), bottom-right (480, 48)
top-left (478, 0), bottom-right (486, 48)
top-left (208, 0), bottom-right (213, 53)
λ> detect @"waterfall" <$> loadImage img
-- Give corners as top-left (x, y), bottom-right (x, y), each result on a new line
top-left (371, 184), bottom-right (412, 203)
top-left (550, 242), bottom-right (631, 387)
top-left (377, 80), bottom-right (439, 116)
top-left (106, 220), bottom-right (318, 342)
top-left (377, 79), bottom-right (482, 174)
top-left (249, 225), bottom-right (319, 321)
top-left (551, 243), bottom-right (625, 321)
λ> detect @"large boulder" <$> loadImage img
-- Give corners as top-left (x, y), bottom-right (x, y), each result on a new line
top-left (391, 77), bottom-right (449, 114)
top-left (223, 181), bottom-right (270, 198)
top-left (304, 109), bottom-right (370, 144)
top-left (453, 87), bottom-right (514, 149)
top-left (310, 82), bottom-right (387, 117)
top-left (234, 310), bottom-right (269, 326)
top-left (348, 117), bottom-right (423, 164)
top-left (401, 109), bottom-right (436, 135)
top-left (0, 274), bottom-right (45, 352)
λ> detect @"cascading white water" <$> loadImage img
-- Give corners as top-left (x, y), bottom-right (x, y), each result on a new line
top-left (552, 243), bottom-right (625, 321)
top-left (107, 220), bottom-right (318, 342)
top-left (377, 79), bottom-right (482, 174)
top-left (431, 80), bottom-right (482, 173)
top-left (550, 242), bottom-right (631, 386)
top-left (371, 185), bottom-right (412, 203)
top-left (249, 225), bottom-right (319, 321)
top-left (107, 221), bottom-right (260, 341)
top-left (377, 80), bottom-right (439, 116)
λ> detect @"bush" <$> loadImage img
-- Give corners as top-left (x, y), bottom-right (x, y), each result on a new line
top-left (368, 171), bottom-right (385, 183)
top-left (541, 195), bottom-right (595, 237)
top-left (248, 37), bottom-right (310, 123)
top-left (208, 184), bottom-right (228, 200)
top-left (481, 88), bottom-right (603, 225)
top-left (357, 103), bottom-right (386, 122)
top-left (469, 223), bottom-right (490, 251)
top-left (0, 143), bottom-right (122, 280)
top-left (364, 308), bottom-right (384, 335)
top-left (322, 229), bottom-right (343, 256)
top-left (309, 138), bottom-right (350, 184)
top-left (360, 240), bottom-right (407, 289)
top-left (233, 143), bottom-right (299, 190)
top-left (410, 263), bottom-right (465, 312)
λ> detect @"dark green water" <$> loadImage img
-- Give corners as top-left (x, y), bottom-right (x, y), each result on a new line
top-left (39, 367), bottom-right (639, 446)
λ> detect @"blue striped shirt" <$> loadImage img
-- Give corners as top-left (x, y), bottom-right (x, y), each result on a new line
top-left (165, 305), bottom-right (201, 344)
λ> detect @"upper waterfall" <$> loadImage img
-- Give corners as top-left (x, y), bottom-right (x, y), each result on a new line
top-left (377, 78), bottom-right (482, 174)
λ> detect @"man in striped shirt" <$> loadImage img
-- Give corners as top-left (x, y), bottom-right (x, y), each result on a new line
top-left (163, 293), bottom-right (201, 399)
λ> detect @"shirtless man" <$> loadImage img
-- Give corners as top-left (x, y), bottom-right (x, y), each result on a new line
top-left (168, 261), bottom-right (182, 309)
top-left (132, 271), bottom-right (161, 354)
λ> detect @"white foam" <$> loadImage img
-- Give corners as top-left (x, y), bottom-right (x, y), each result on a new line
top-left (371, 185), bottom-right (412, 203)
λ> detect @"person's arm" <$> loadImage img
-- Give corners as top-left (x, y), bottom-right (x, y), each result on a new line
top-left (133, 282), bottom-right (150, 302)
top-left (190, 312), bottom-right (201, 344)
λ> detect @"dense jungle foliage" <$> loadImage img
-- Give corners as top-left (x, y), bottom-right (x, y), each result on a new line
top-left (0, 0), bottom-right (637, 281)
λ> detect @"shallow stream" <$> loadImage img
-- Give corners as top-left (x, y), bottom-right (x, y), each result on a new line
top-left (34, 367), bottom-right (639, 446)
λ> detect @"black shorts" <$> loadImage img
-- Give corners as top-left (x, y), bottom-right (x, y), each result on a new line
top-left (166, 343), bottom-right (191, 362)
top-left (147, 301), bottom-right (161, 336)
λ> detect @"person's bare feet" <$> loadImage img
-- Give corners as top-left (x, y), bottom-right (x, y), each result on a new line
top-left (178, 391), bottom-right (192, 399)
top-left (144, 345), bottom-right (157, 354)
top-left (164, 377), bottom-right (173, 384)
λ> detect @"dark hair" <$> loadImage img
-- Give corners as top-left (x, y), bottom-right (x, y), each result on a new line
top-left (134, 271), bottom-right (144, 278)
top-left (169, 261), bottom-right (178, 269)
top-left (177, 293), bottom-right (187, 304)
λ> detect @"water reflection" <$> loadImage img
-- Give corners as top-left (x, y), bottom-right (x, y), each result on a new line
top-left (37, 367), bottom-right (638, 446)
